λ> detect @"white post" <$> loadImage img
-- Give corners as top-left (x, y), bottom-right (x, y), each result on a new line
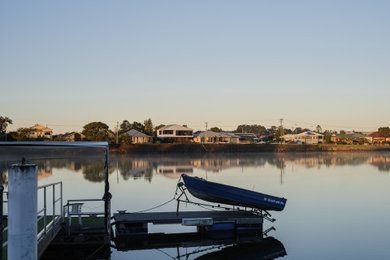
top-left (8, 163), bottom-right (38, 260)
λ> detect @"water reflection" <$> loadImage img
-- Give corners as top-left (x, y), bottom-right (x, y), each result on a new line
top-left (0, 152), bottom-right (390, 185)
top-left (115, 232), bottom-right (286, 260)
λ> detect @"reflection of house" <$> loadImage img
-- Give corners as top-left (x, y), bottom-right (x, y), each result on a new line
top-left (120, 129), bottom-right (152, 144)
top-left (282, 131), bottom-right (324, 144)
top-left (157, 165), bottom-right (193, 179)
top-left (38, 168), bottom-right (53, 181)
top-left (157, 124), bottom-right (193, 143)
top-left (29, 124), bottom-right (53, 139)
top-left (193, 131), bottom-right (239, 144)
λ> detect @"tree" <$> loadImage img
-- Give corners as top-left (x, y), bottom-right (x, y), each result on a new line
top-left (235, 124), bottom-right (268, 136)
top-left (131, 121), bottom-right (144, 133)
top-left (323, 130), bottom-right (332, 143)
top-left (0, 116), bottom-right (12, 140)
top-left (143, 118), bottom-right (154, 136)
top-left (316, 125), bottom-right (322, 133)
top-left (120, 134), bottom-right (132, 145)
top-left (210, 127), bottom-right (223, 132)
top-left (82, 122), bottom-right (110, 141)
top-left (293, 127), bottom-right (304, 134)
top-left (13, 128), bottom-right (33, 141)
top-left (119, 120), bottom-right (132, 134)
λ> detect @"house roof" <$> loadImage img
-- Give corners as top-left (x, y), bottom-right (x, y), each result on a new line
top-left (121, 129), bottom-right (151, 138)
top-left (370, 132), bottom-right (390, 138)
top-left (333, 133), bottom-right (367, 138)
top-left (234, 133), bottom-right (258, 138)
top-left (194, 131), bottom-right (239, 138)
top-left (31, 124), bottom-right (52, 132)
top-left (157, 124), bottom-right (193, 131)
top-left (283, 131), bottom-right (323, 138)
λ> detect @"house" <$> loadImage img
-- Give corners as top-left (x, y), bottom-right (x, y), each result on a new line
top-left (330, 133), bottom-right (370, 144)
top-left (120, 129), bottom-right (152, 144)
top-left (29, 124), bottom-right (53, 139)
top-left (193, 131), bottom-right (239, 144)
top-left (282, 131), bottom-right (324, 144)
top-left (157, 124), bottom-right (193, 143)
top-left (234, 133), bottom-right (258, 144)
top-left (62, 132), bottom-right (85, 142)
top-left (369, 132), bottom-right (390, 144)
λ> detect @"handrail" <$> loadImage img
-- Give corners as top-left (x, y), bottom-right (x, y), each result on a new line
top-left (1, 181), bottom-right (63, 247)
top-left (38, 181), bottom-right (62, 189)
top-left (37, 182), bottom-right (63, 241)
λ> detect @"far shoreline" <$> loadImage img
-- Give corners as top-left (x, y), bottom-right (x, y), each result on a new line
top-left (109, 143), bottom-right (390, 154)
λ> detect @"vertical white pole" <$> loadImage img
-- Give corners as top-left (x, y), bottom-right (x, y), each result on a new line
top-left (8, 163), bottom-right (38, 260)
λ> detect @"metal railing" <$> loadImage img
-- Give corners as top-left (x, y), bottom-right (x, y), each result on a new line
top-left (37, 182), bottom-right (63, 241)
top-left (64, 198), bottom-right (109, 235)
top-left (1, 181), bottom-right (63, 250)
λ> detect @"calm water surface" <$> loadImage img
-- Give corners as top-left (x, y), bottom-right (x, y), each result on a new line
top-left (1, 151), bottom-right (390, 259)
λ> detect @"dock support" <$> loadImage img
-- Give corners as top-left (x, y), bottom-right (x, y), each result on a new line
top-left (8, 163), bottom-right (38, 260)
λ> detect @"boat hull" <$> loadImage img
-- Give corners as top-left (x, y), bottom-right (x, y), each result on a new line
top-left (182, 174), bottom-right (286, 211)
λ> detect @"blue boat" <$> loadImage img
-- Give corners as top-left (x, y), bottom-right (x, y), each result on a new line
top-left (181, 174), bottom-right (287, 211)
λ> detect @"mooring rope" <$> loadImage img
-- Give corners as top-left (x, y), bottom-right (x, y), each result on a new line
top-left (128, 198), bottom-right (176, 213)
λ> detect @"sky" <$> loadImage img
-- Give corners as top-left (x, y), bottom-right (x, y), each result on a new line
top-left (1, 1), bottom-right (389, 134)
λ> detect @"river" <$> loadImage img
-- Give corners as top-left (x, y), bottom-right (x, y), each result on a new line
top-left (1, 151), bottom-right (390, 259)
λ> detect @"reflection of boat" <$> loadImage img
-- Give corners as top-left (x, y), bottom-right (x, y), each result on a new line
top-left (115, 232), bottom-right (286, 260)
top-left (196, 237), bottom-right (286, 260)
top-left (181, 174), bottom-right (287, 211)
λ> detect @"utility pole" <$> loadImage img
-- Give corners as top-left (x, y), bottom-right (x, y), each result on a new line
top-left (116, 121), bottom-right (119, 145)
top-left (205, 122), bottom-right (208, 143)
top-left (279, 119), bottom-right (284, 137)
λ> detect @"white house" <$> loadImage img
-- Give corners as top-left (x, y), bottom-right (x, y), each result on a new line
top-left (193, 131), bottom-right (239, 144)
top-left (157, 124), bottom-right (193, 143)
top-left (29, 124), bottom-right (53, 139)
top-left (282, 131), bottom-right (324, 144)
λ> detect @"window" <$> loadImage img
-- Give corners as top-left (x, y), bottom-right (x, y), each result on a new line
top-left (176, 130), bottom-right (192, 136)
top-left (163, 130), bottom-right (174, 135)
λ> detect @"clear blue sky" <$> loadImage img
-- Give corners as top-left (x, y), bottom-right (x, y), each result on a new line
top-left (1, 1), bottom-right (389, 133)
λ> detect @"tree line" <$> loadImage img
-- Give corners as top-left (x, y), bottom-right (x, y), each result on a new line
top-left (2, 115), bottom-right (390, 144)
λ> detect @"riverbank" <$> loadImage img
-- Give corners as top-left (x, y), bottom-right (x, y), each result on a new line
top-left (109, 143), bottom-right (390, 154)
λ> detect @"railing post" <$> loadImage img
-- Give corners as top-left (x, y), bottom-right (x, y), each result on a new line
top-left (8, 163), bottom-right (38, 260)
top-left (53, 184), bottom-right (56, 217)
top-left (0, 185), bottom-right (3, 260)
top-left (60, 182), bottom-right (63, 219)
top-left (43, 187), bottom-right (47, 234)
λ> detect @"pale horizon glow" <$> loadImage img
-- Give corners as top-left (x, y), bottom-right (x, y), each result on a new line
top-left (1, 1), bottom-right (389, 134)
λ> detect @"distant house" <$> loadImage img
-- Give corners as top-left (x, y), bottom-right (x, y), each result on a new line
top-left (193, 131), bottom-right (239, 144)
top-left (157, 124), bottom-right (193, 143)
top-left (120, 129), bottom-right (152, 144)
top-left (282, 131), bottom-right (324, 144)
top-left (63, 132), bottom-right (85, 142)
top-left (369, 132), bottom-right (390, 144)
top-left (234, 133), bottom-right (258, 144)
top-left (29, 124), bottom-right (53, 139)
top-left (330, 133), bottom-right (370, 144)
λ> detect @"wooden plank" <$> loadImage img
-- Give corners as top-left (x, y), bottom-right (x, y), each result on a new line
top-left (114, 211), bottom-right (262, 225)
